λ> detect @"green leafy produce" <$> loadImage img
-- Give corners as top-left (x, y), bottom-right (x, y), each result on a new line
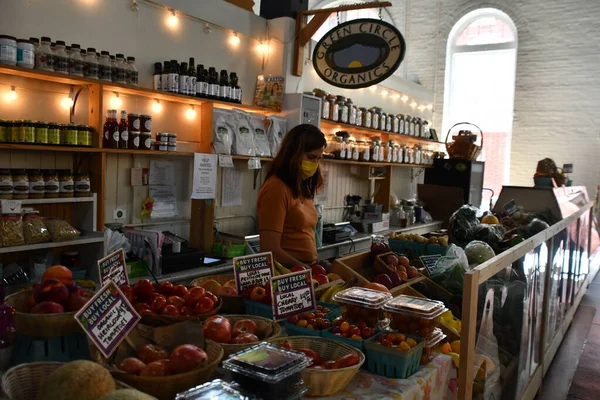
top-left (465, 240), bottom-right (496, 265)
top-left (522, 218), bottom-right (550, 238)
top-left (472, 224), bottom-right (506, 246)
top-left (448, 205), bottom-right (480, 248)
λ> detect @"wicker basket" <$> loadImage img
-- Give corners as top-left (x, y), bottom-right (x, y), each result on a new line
top-left (190, 274), bottom-right (245, 314)
top-left (219, 315), bottom-right (282, 358)
top-left (445, 122), bottom-right (483, 160)
top-left (140, 296), bottom-right (223, 327)
top-left (5, 290), bottom-right (87, 337)
top-left (269, 336), bottom-right (365, 397)
top-left (1, 361), bottom-right (138, 400)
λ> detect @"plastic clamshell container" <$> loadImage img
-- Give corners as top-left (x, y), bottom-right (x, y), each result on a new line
top-left (222, 342), bottom-right (310, 400)
top-left (333, 287), bottom-right (392, 328)
top-left (421, 328), bottom-right (447, 365)
top-left (284, 302), bottom-right (342, 337)
top-left (384, 295), bottom-right (447, 337)
top-left (364, 331), bottom-right (424, 379)
top-left (175, 379), bottom-right (246, 400)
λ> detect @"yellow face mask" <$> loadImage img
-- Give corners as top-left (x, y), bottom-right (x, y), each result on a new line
top-left (301, 160), bottom-right (319, 179)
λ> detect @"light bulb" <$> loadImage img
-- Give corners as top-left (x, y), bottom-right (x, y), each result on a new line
top-left (417, 105), bottom-right (426, 111)
top-left (61, 96), bottom-right (74, 109)
top-left (110, 93), bottom-right (122, 109)
top-left (166, 9), bottom-right (178, 28)
top-left (391, 93), bottom-right (400, 99)
top-left (410, 101), bottom-right (418, 108)
top-left (256, 41), bottom-right (268, 54)
top-left (230, 32), bottom-right (240, 46)
top-left (6, 86), bottom-right (17, 102)
top-left (152, 100), bottom-right (162, 113)
top-left (369, 85), bottom-right (378, 92)
top-left (185, 106), bottom-right (196, 120)
top-left (426, 104), bottom-right (433, 110)
top-left (380, 90), bottom-right (389, 97)
top-left (401, 95), bottom-right (409, 102)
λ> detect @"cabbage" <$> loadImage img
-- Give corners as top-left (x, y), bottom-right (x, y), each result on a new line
top-left (465, 240), bottom-right (496, 265)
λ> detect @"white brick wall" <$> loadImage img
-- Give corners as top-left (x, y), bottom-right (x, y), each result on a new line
top-left (309, 0), bottom-right (600, 196)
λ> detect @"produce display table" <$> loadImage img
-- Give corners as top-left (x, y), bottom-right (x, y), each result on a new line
top-left (327, 355), bottom-right (457, 400)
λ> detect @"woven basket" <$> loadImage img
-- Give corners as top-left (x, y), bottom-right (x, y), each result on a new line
top-left (190, 274), bottom-right (245, 314)
top-left (445, 122), bottom-right (483, 161)
top-left (269, 336), bottom-right (365, 397)
top-left (1, 361), bottom-right (137, 400)
top-left (219, 315), bottom-right (282, 358)
top-left (140, 296), bottom-right (223, 327)
top-left (5, 290), bottom-right (88, 337)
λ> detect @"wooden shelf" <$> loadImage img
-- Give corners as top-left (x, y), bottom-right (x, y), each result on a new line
top-left (102, 148), bottom-right (194, 157)
top-left (226, 154), bottom-right (432, 168)
top-left (231, 155), bottom-right (274, 162)
top-left (320, 120), bottom-right (444, 146)
top-left (21, 194), bottom-right (96, 205)
top-left (0, 143), bottom-right (194, 156)
top-left (0, 232), bottom-right (105, 254)
top-left (0, 64), bottom-right (103, 86)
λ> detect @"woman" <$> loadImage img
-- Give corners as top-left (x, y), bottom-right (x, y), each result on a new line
top-left (257, 124), bottom-right (327, 267)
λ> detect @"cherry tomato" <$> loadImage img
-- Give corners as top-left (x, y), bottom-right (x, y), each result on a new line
top-left (172, 284), bottom-right (188, 298)
top-left (250, 287), bottom-right (266, 302)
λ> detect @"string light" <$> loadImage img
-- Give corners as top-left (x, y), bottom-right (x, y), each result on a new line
top-left (426, 104), bottom-right (433, 110)
top-left (369, 85), bottom-right (378, 92)
top-left (229, 32), bottom-right (240, 46)
top-left (417, 104), bottom-right (426, 111)
top-left (380, 89), bottom-right (389, 97)
top-left (185, 106), bottom-right (196, 120)
top-left (401, 95), bottom-right (409, 102)
top-left (256, 41), bottom-right (268, 54)
top-left (410, 101), bottom-right (418, 108)
top-left (110, 92), bottom-right (122, 109)
top-left (61, 96), bottom-right (74, 109)
top-left (391, 93), bottom-right (401, 100)
top-left (152, 99), bottom-right (162, 113)
top-left (5, 86), bottom-right (17, 102)
top-left (166, 9), bottom-right (178, 28)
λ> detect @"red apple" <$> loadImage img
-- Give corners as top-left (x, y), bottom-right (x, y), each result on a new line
top-left (311, 264), bottom-right (327, 276)
top-left (34, 279), bottom-right (69, 304)
top-left (313, 274), bottom-right (329, 285)
top-left (290, 265), bottom-right (306, 272)
top-left (30, 301), bottom-right (64, 314)
top-left (169, 344), bottom-right (207, 374)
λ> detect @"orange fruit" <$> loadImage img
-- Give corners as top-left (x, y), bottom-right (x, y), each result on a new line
top-left (42, 265), bottom-right (73, 285)
top-left (364, 282), bottom-right (390, 293)
top-left (406, 338), bottom-right (417, 348)
top-left (441, 342), bottom-right (452, 354)
top-left (394, 333), bottom-right (406, 343)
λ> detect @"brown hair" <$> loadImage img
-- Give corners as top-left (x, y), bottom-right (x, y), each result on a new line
top-left (265, 124), bottom-right (327, 199)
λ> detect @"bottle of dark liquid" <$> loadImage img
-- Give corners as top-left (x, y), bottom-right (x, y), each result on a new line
top-left (161, 61), bottom-right (169, 92)
top-left (188, 58), bottom-right (196, 98)
top-left (201, 66), bottom-right (209, 98)
top-left (179, 62), bottom-right (188, 95)
top-left (170, 60), bottom-right (179, 93)
top-left (230, 72), bottom-right (241, 103)
top-left (208, 67), bottom-right (219, 99)
top-left (219, 70), bottom-right (230, 101)
top-left (103, 109), bottom-right (112, 148)
top-left (196, 64), bottom-right (205, 98)
top-left (153, 62), bottom-right (162, 91)
top-left (109, 109), bottom-right (119, 149)
top-left (118, 110), bottom-right (129, 149)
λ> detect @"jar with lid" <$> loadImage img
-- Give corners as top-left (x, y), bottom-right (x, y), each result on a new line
top-left (127, 113), bottom-right (140, 132)
top-left (404, 114), bottom-right (412, 136)
top-left (371, 139), bottom-right (380, 162)
top-left (48, 123), bottom-right (60, 145)
top-left (58, 169), bottom-right (74, 198)
top-left (0, 169), bottom-right (12, 200)
top-left (0, 120), bottom-right (6, 143)
top-left (324, 135), bottom-right (335, 157)
top-left (361, 141), bottom-right (371, 162)
top-left (393, 143), bottom-right (400, 163)
top-left (35, 36), bottom-right (53, 71)
top-left (16, 39), bottom-right (35, 69)
top-left (19, 120), bottom-right (35, 143)
top-left (53, 40), bottom-right (68, 73)
top-left (370, 107), bottom-right (380, 130)
top-left (398, 207), bottom-right (408, 227)
top-left (0, 35), bottom-right (17, 66)
top-left (10, 120), bottom-right (20, 143)
top-left (84, 48), bottom-right (99, 79)
top-left (43, 169), bottom-right (59, 198)
top-left (414, 146), bottom-right (422, 164)
top-left (68, 44), bottom-right (84, 76)
top-left (114, 54), bottom-right (127, 83)
top-left (320, 95), bottom-right (329, 120)
top-left (350, 139), bottom-right (360, 160)
top-left (140, 114), bottom-right (152, 133)
top-left (74, 172), bottom-right (90, 197)
top-left (331, 136), bottom-right (345, 159)
top-left (326, 95), bottom-right (338, 121)
top-left (128, 131), bottom-right (140, 150)
top-left (11, 169), bottom-right (28, 199)
top-left (168, 133), bottom-right (177, 144)
top-left (140, 133), bottom-right (152, 150)
top-left (380, 111), bottom-right (387, 132)
top-left (29, 37), bottom-right (39, 52)
top-left (336, 96), bottom-right (348, 124)
top-left (341, 138), bottom-right (350, 160)
top-left (412, 117), bottom-right (420, 136)
top-left (126, 56), bottom-right (138, 85)
top-left (355, 107), bottom-right (363, 127)
top-left (346, 98), bottom-right (357, 125)
top-left (155, 141), bottom-right (168, 152)
top-left (386, 140), bottom-right (395, 163)
top-left (34, 121), bottom-right (48, 144)
top-left (27, 169), bottom-right (45, 199)
top-left (362, 107), bottom-right (372, 128)
top-left (391, 114), bottom-right (399, 133)
top-left (380, 142), bottom-right (390, 163)
top-left (397, 114), bottom-right (405, 134)
top-left (416, 118), bottom-right (423, 137)
top-left (355, 140), bottom-right (366, 161)
top-left (98, 51), bottom-right (112, 81)
top-left (423, 120), bottom-right (431, 139)
top-left (156, 132), bottom-right (169, 142)
top-left (63, 123), bottom-right (78, 146)
top-left (404, 204), bottom-right (415, 225)
top-left (77, 125), bottom-right (92, 147)
top-left (385, 112), bottom-right (393, 132)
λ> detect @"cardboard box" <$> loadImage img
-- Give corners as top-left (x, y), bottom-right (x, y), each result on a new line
top-left (362, 212), bottom-right (390, 222)
top-left (363, 220), bottom-right (390, 233)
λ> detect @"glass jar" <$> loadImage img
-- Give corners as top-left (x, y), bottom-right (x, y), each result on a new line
top-left (68, 44), bottom-right (84, 76)
top-left (404, 114), bottom-right (412, 136)
top-left (11, 169), bottom-right (29, 199)
top-left (423, 120), bottom-right (431, 139)
top-left (381, 112), bottom-right (387, 132)
top-left (0, 35), bottom-right (17, 66)
top-left (48, 123), bottom-right (60, 145)
top-left (412, 117), bottom-right (419, 136)
top-left (370, 107), bottom-right (380, 130)
top-left (398, 114), bottom-right (405, 135)
top-left (355, 107), bottom-right (363, 127)
top-left (336, 96), bottom-right (348, 123)
top-left (362, 141), bottom-right (371, 162)
top-left (77, 125), bottom-right (92, 147)
top-left (99, 50), bottom-right (112, 81)
top-left (415, 146), bottom-right (422, 164)
top-left (320, 95), bottom-right (329, 120)
top-left (35, 36), bottom-right (53, 71)
top-left (140, 133), bottom-right (152, 150)
top-left (129, 131), bottom-right (140, 150)
top-left (43, 169), bottom-right (59, 198)
top-left (393, 143), bottom-right (400, 163)
top-left (416, 118), bottom-right (423, 137)
top-left (10, 120), bottom-right (20, 143)
top-left (400, 145), bottom-right (407, 163)
top-left (35, 121), bottom-right (48, 144)
top-left (27, 169), bottom-right (45, 199)
top-left (74, 172), bottom-right (91, 197)
top-left (58, 169), bottom-right (74, 198)
top-left (63, 123), bottom-right (78, 146)
top-left (351, 139), bottom-right (360, 160)
top-left (0, 169), bottom-right (12, 200)
top-left (386, 140), bottom-right (395, 163)
top-left (127, 113), bottom-right (140, 132)
top-left (17, 39), bottom-right (35, 69)
top-left (126, 56), bottom-right (138, 85)
top-left (84, 47), bottom-right (99, 79)
top-left (346, 98), bottom-right (356, 125)
top-left (326, 94), bottom-right (338, 122)
top-left (333, 136), bottom-right (345, 159)
top-left (371, 139), bottom-right (380, 162)
top-left (114, 54), bottom-right (128, 83)
top-left (385, 112), bottom-right (393, 132)
top-left (140, 114), bottom-right (152, 133)
top-left (19, 120), bottom-right (35, 144)
top-left (391, 114), bottom-right (399, 133)
top-left (0, 120), bottom-right (6, 143)
top-left (53, 40), bottom-right (68, 74)
top-left (380, 142), bottom-right (390, 163)
top-left (342, 138), bottom-right (350, 160)
top-left (362, 107), bottom-right (372, 128)
top-left (356, 140), bottom-right (366, 162)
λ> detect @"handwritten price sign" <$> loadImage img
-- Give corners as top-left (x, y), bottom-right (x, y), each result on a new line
top-left (270, 270), bottom-right (316, 321)
top-left (98, 249), bottom-right (129, 287)
top-left (74, 280), bottom-right (140, 358)
top-left (233, 252), bottom-right (274, 294)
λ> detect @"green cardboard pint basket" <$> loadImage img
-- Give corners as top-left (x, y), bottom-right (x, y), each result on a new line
top-left (364, 331), bottom-right (424, 379)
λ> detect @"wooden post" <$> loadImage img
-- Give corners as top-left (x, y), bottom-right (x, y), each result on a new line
top-left (223, 0), bottom-right (255, 12)
top-left (458, 269), bottom-right (480, 400)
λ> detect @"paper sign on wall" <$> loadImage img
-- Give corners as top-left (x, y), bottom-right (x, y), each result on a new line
top-left (98, 249), bottom-right (129, 287)
top-left (233, 252), bottom-right (274, 295)
top-left (74, 280), bottom-right (141, 358)
top-left (271, 270), bottom-right (316, 321)
top-left (191, 153), bottom-right (217, 199)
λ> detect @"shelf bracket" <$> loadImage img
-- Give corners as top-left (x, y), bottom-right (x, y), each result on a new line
top-left (69, 85), bottom-right (86, 124)
top-left (293, 1), bottom-right (392, 76)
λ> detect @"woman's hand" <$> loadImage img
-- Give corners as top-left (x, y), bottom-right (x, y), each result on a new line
top-left (260, 230), bottom-right (307, 268)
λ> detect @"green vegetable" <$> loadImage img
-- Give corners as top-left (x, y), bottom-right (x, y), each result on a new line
top-left (465, 240), bottom-right (496, 265)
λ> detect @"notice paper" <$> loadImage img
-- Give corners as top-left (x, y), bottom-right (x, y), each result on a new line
top-left (271, 270), bottom-right (316, 321)
top-left (192, 153), bottom-right (217, 199)
top-left (150, 185), bottom-right (178, 218)
top-left (221, 168), bottom-right (242, 207)
top-left (219, 154), bottom-right (234, 168)
top-left (149, 160), bottom-right (175, 186)
top-left (98, 248), bottom-right (129, 287)
top-left (233, 252), bottom-right (274, 294)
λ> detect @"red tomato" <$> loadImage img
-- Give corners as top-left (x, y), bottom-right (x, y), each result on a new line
top-left (133, 279), bottom-right (154, 301)
top-left (206, 292), bottom-right (218, 305)
top-left (157, 281), bottom-right (175, 296)
top-left (172, 284), bottom-right (188, 298)
top-left (250, 287), bottom-right (266, 302)
top-left (334, 353), bottom-right (360, 369)
top-left (231, 333), bottom-right (259, 344)
top-left (140, 360), bottom-right (170, 377)
top-left (166, 295), bottom-right (186, 308)
top-left (150, 294), bottom-right (167, 313)
top-left (120, 285), bottom-right (135, 304)
top-left (296, 348), bottom-right (322, 366)
top-left (281, 340), bottom-right (293, 350)
top-left (202, 315), bottom-right (232, 343)
top-left (184, 287), bottom-right (206, 307)
top-left (323, 360), bottom-right (337, 369)
top-left (179, 306), bottom-right (192, 317)
top-left (169, 344), bottom-right (208, 374)
top-left (134, 303), bottom-right (152, 314)
top-left (160, 304), bottom-right (181, 317)
top-left (232, 319), bottom-right (258, 338)
top-left (118, 357), bottom-right (146, 375)
top-left (194, 296), bottom-right (215, 315)
top-left (136, 344), bottom-right (169, 364)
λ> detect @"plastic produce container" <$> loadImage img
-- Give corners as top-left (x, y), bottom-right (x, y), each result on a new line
top-left (364, 331), bottom-right (424, 379)
top-left (332, 287), bottom-right (392, 328)
top-left (284, 302), bottom-right (341, 338)
top-left (384, 295), bottom-right (447, 337)
top-left (421, 328), bottom-right (447, 365)
top-left (223, 342), bottom-right (311, 400)
top-left (175, 379), bottom-right (246, 399)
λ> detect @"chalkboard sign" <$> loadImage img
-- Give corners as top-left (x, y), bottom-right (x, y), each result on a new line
top-left (503, 199), bottom-right (519, 216)
top-left (74, 280), bottom-right (141, 358)
top-left (270, 270), bottom-right (316, 321)
top-left (98, 249), bottom-right (129, 287)
top-left (233, 252), bottom-right (274, 294)
top-left (420, 254), bottom-right (442, 276)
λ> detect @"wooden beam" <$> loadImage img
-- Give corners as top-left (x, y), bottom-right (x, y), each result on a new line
top-left (458, 270), bottom-right (480, 400)
top-left (302, 1), bottom-right (392, 16)
top-left (299, 12), bottom-right (332, 47)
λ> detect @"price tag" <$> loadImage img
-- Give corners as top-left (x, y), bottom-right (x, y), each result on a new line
top-left (98, 249), bottom-right (129, 287)
top-left (248, 157), bottom-right (262, 170)
top-left (219, 154), bottom-right (234, 168)
top-left (420, 254), bottom-right (442, 276)
top-left (503, 199), bottom-right (519, 216)
top-left (74, 280), bottom-right (141, 358)
top-left (270, 269), bottom-right (316, 321)
top-left (233, 252), bottom-right (274, 295)
top-left (1, 200), bottom-right (21, 215)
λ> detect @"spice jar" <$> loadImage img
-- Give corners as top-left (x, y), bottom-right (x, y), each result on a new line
top-left (140, 114), bottom-right (152, 133)
top-left (380, 112), bottom-right (387, 132)
top-left (58, 169), bottom-right (74, 198)
top-left (423, 120), bottom-right (431, 139)
top-left (11, 169), bottom-right (29, 199)
top-left (361, 141), bottom-right (371, 162)
top-left (391, 114), bottom-right (399, 133)
top-left (10, 120), bottom-right (20, 143)
top-left (398, 114), bottom-right (405, 134)
top-left (331, 136), bottom-right (345, 159)
top-left (168, 133), bottom-right (177, 144)
top-left (355, 107), bottom-right (363, 127)
top-left (393, 143), bottom-right (400, 163)
top-left (48, 123), bottom-right (60, 145)
top-left (319, 95), bottom-right (329, 120)
top-left (386, 112), bottom-right (393, 132)
top-left (77, 125), bottom-right (92, 147)
top-left (128, 131), bottom-right (140, 150)
top-left (415, 146), bottom-right (422, 164)
top-left (378, 140), bottom-right (385, 162)
top-left (43, 169), bottom-right (59, 198)
top-left (346, 98), bottom-right (357, 125)
top-left (0, 35), bottom-right (17, 66)
top-left (68, 44), bottom-right (84, 76)
top-left (53, 40), bottom-right (69, 74)
top-left (361, 107), bottom-right (372, 128)
top-left (0, 169), bottom-right (12, 200)
top-left (326, 94), bottom-right (338, 122)
top-left (412, 117), bottom-right (419, 136)
top-left (35, 121), bottom-right (48, 144)
top-left (35, 36), bottom-right (54, 71)
top-left (84, 47), bottom-right (99, 79)
top-left (371, 139), bottom-right (380, 162)
top-left (386, 141), bottom-right (395, 163)
top-left (351, 139), bottom-right (360, 160)
top-left (27, 169), bottom-right (45, 199)
top-left (356, 140), bottom-right (367, 162)
top-left (336, 96), bottom-right (348, 124)
top-left (140, 133), bottom-right (152, 150)
top-left (19, 120), bottom-right (35, 144)
top-left (74, 172), bottom-right (90, 197)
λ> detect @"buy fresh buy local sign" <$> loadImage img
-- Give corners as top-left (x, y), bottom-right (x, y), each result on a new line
top-left (313, 18), bottom-right (405, 89)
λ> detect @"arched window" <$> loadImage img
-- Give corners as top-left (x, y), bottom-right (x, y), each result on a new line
top-left (443, 9), bottom-right (517, 210)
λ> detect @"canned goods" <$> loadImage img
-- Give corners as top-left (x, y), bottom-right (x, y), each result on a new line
top-left (35, 121), bottom-right (48, 144)
top-left (10, 120), bottom-right (21, 143)
top-left (61, 123), bottom-right (78, 145)
top-left (48, 123), bottom-right (60, 145)
top-left (19, 120), bottom-right (35, 143)
top-left (77, 125), bottom-right (92, 147)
